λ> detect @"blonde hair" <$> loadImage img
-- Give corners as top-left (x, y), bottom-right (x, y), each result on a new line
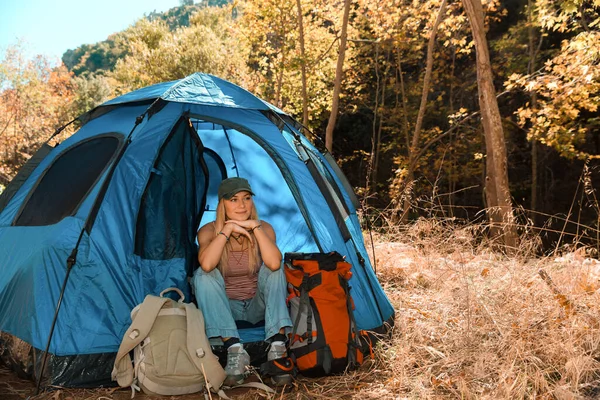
top-left (214, 198), bottom-right (261, 276)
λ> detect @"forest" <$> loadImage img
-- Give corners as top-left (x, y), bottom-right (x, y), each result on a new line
top-left (1, 0), bottom-right (600, 251)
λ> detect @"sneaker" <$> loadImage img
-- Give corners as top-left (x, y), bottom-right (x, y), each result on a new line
top-left (268, 341), bottom-right (293, 386)
top-left (224, 343), bottom-right (250, 386)
top-left (268, 341), bottom-right (287, 361)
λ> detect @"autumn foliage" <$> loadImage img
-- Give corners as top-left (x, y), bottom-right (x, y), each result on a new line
top-left (0, 45), bottom-right (75, 185)
top-left (1, 0), bottom-right (600, 241)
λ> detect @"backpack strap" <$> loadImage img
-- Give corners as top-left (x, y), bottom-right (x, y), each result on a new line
top-left (111, 294), bottom-right (170, 387)
top-left (289, 275), bottom-right (311, 345)
top-left (217, 381), bottom-right (276, 399)
top-left (183, 302), bottom-right (226, 391)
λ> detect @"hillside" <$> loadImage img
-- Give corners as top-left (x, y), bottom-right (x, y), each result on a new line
top-left (61, 1), bottom-right (230, 76)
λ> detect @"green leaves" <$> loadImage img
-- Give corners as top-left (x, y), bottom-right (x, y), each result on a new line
top-left (509, 30), bottom-right (600, 159)
top-left (111, 6), bottom-right (249, 93)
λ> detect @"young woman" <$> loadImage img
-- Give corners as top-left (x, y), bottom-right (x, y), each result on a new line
top-left (192, 177), bottom-right (292, 385)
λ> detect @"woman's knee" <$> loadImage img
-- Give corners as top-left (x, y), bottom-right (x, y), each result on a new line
top-left (257, 265), bottom-right (286, 293)
top-left (192, 268), bottom-right (225, 291)
top-left (258, 265), bottom-right (284, 279)
top-left (194, 267), bottom-right (223, 280)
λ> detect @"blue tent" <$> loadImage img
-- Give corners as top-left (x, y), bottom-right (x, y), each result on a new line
top-left (0, 73), bottom-right (394, 386)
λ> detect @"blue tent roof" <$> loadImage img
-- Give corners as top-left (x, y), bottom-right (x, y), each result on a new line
top-left (103, 73), bottom-right (271, 110)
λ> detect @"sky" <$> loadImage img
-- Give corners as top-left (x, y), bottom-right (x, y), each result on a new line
top-left (0, 0), bottom-right (182, 62)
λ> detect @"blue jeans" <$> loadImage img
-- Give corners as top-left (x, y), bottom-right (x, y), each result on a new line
top-left (192, 265), bottom-right (292, 342)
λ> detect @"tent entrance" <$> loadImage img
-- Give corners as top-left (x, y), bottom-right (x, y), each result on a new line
top-left (134, 117), bottom-right (209, 277)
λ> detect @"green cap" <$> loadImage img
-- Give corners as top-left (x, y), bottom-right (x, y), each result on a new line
top-left (218, 177), bottom-right (255, 200)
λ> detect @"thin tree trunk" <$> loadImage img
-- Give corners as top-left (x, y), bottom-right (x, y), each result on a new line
top-left (528, 0), bottom-right (539, 225)
top-left (296, 0), bottom-right (309, 127)
top-left (449, 46), bottom-right (457, 217)
top-left (400, 0), bottom-right (447, 223)
top-left (275, 53), bottom-right (285, 108)
top-left (462, 0), bottom-right (518, 249)
top-left (409, 0), bottom-right (447, 153)
top-left (274, 9), bottom-right (288, 108)
top-left (325, 0), bottom-right (351, 153)
top-left (373, 49), bottom-right (392, 189)
top-left (366, 43), bottom-right (380, 199)
top-left (396, 50), bottom-right (411, 151)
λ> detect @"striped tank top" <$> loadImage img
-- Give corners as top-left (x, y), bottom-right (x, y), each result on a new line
top-left (224, 250), bottom-right (258, 300)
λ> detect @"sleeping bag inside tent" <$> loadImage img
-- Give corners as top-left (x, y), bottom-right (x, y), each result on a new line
top-left (0, 73), bottom-right (395, 387)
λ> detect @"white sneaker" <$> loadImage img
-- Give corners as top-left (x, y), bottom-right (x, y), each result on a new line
top-left (224, 343), bottom-right (250, 386)
top-left (268, 341), bottom-right (287, 361)
top-left (267, 341), bottom-right (292, 386)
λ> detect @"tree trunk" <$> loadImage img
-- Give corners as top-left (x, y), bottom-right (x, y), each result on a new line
top-left (462, 0), bottom-right (518, 249)
top-left (400, 0), bottom-right (447, 223)
top-left (275, 52), bottom-right (285, 108)
top-left (296, 0), bottom-right (309, 127)
top-left (367, 43), bottom-right (380, 198)
top-left (373, 49), bottom-right (391, 190)
top-left (449, 47), bottom-right (457, 217)
top-left (325, 0), bottom-right (351, 153)
top-left (528, 0), bottom-right (539, 225)
top-left (274, 10), bottom-right (288, 109)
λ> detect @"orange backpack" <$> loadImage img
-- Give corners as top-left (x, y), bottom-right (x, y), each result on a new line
top-left (284, 252), bottom-right (372, 376)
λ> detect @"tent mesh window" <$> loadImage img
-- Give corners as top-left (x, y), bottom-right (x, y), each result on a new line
top-left (135, 118), bottom-right (208, 275)
top-left (13, 135), bottom-right (121, 226)
top-left (0, 143), bottom-right (53, 215)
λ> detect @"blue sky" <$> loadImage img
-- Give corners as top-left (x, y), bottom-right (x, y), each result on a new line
top-left (0, 0), bottom-right (181, 62)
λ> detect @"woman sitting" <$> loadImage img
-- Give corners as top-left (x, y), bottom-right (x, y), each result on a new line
top-left (192, 177), bottom-right (292, 385)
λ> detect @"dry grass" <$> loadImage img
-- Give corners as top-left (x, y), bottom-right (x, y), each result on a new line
top-left (368, 218), bottom-right (600, 399)
top-left (4, 219), bottom-right (600, 399)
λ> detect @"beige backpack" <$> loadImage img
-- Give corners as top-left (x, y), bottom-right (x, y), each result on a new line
top-left (112, 288), bottom-right (226, 396)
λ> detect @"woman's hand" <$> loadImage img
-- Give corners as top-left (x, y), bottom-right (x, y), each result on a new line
top-left (227, 219), bottom-right (261, 232)
top-left (225, 220), bottom-right (253, 242)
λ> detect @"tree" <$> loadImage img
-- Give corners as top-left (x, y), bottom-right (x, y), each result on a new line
top-left (507, 0), bottom-right (600, 160)
top-left (111, 6), bottom-right (249, 92)
top-left (325, 0), bottom-right (352, 153)
top-left (400, 0), bottom-right (448, 222)
top-left (0, 44), bottom-right (75, 183)
top-left (462, 0), bottom-right (518, 248)
top-left (239, 0), bottom-right (352, 131)
top-left (351, 0), bottom-right (494, 211)
top-left (296, 0), bottom-right (309, 127)
top-left (71, 73), bottom-right (115, 116)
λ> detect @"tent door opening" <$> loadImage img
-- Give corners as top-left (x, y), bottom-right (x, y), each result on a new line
top-left (134, 116), bottom-right (209, 278)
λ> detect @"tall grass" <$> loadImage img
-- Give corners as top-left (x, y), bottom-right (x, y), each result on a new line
top-left (358, 218), bottom-right (600, 399)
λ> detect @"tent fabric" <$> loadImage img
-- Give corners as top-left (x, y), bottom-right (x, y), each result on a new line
top-left (0, 143), bottom-right (53, 215)
top-left (0, 73), bottom-right (394, 385)
top-left (103, 73), bottom-right (269, 110)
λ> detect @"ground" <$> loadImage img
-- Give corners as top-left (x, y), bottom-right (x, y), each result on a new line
top-left (2, 226), bottom-right (600, 399)
top-left (0, 362), bottom-right (384, 399)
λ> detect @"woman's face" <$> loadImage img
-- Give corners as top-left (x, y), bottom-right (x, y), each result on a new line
top-left (223, 191), bottom-right (253, 221)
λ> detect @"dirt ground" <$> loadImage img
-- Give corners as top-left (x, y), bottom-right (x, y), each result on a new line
top-left (0, 364), bottom-right (311, 400)
top-left (0, 363), bottom-right (296, 400)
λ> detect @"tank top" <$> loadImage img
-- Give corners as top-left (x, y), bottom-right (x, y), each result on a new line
top-left (224, 250), bottom-right (258, 300)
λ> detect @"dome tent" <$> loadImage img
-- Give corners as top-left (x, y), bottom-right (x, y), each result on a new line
top-left (0, 73), bottom-right (395, 387)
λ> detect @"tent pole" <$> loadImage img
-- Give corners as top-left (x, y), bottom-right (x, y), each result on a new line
top-left (33, 110), bottom-right (151, 395)
top-left (34, 248), bottom-right (78, 394)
